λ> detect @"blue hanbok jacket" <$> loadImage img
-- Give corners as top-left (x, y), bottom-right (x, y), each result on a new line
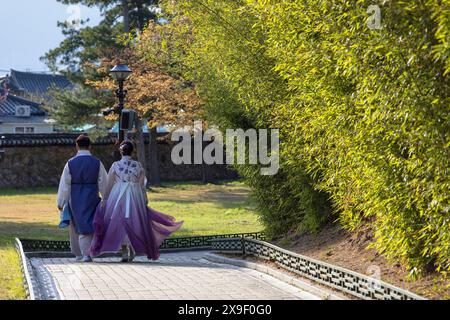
top-left (67, 155), bottom-right (101, 234)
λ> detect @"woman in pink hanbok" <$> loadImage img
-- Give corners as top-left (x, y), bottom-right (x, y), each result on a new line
top-left (90, 141), bottom-right (183, 262)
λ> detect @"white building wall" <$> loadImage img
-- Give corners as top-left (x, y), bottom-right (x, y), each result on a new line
top-left (0, 123), bottom-right (54, 134)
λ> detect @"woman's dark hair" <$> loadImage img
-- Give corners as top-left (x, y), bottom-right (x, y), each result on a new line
top-left (120, 141), bottom-right (134, 156)
top-left (76, 135), bottom-right (91, 149)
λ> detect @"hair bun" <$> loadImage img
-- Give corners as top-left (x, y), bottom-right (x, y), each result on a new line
top-left (120, 141), bottom-right (134, 156)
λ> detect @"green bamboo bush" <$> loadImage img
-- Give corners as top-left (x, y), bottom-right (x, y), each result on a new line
top-left (157, 0), bottom-right (450, 275)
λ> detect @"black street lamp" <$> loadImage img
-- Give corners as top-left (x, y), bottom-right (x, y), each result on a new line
top-left (109, 64), bottom-right (132, 145)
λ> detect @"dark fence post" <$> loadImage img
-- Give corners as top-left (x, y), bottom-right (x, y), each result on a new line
top-left (149, 126), bottom-right (161, 186)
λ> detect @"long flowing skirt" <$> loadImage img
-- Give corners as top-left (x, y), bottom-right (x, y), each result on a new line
top-left (90, 182), bottom-right (183, 260)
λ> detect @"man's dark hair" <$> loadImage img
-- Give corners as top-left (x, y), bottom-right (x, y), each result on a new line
top-left (120, 141), bottom-right (134, 156)
top-left (76, 135), bottom-right (91, 149)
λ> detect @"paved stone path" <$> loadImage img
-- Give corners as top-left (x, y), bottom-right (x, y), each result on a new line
top-left (30, 251), bottom-right (321, 300)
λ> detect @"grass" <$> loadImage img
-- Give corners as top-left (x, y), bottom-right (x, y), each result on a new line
top-left (0, 180), bottom-right (263, 300)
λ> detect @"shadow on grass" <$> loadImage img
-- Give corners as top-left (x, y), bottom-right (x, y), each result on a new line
top-left (152, 179), bottom-right (245, 189)
top-left (149, 197), bottom-right (255, 210)
top-left (150, 187), bottom-right (255, 210)
top-left (0, 188), bottom-right (57, 197)
top-left (0, 221), bottom-right (68, 249)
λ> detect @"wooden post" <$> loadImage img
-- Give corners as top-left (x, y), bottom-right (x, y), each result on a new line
top-left (149, 126), bottom-right (161, 186)
top-left (201, 136), bottom-right (217, 184)
top-left (134, 117), bottom-right (147, 181)
top-left (201, 138), bottom-right (212, 184)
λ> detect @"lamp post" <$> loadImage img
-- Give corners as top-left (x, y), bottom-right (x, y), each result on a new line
top-left (109, 64), bottom-right (132, 145)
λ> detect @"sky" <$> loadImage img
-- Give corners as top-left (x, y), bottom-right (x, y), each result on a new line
top-left (0, 0), bottom-right (102, 75)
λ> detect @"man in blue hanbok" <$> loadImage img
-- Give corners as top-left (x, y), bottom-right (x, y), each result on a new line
top-left (57, 135), bottom-right (108, 262)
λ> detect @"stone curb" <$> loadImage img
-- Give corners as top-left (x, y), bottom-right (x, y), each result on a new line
top-left (14, 238), bottom-right (38, 300)
top-left (203, 252), bottom-right (346, 300)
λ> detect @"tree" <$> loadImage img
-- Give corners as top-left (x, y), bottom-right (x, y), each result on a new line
top-left (46, 85), bottom-right (113, 130)
top-left (44, 0), bottom-right (161, 178)
top-left (43, 0), bottom-right (162, 129)
top-left (42, 0), bottom-right (160, 72)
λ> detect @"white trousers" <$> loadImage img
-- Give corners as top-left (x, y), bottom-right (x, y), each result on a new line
top-left (69, 220), bottom-right (93, 257)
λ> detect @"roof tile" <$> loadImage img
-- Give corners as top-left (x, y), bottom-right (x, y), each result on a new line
top-left (8, 69), bottom-right (73, 98)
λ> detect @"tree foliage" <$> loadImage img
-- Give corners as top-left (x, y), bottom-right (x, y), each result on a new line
top-left (46, 85), bottom-right (113, 129)
top-left (43, 0), bottom-right (162, 133)
top-left (42, 0), bottom-right (159, 71)
top-left (87, 46), bottom-right (203, 128)
top-left (160, 0), bottom-right (450, 275)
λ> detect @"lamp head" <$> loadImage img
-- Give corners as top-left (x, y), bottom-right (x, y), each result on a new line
top-left (110, 64), bottom-right (132, 82)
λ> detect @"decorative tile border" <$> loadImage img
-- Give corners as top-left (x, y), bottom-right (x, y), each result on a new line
top-left (160, 232), bottom-right (265, 250)
top-left (210, 238), bottom-right (426, 300)
top-left (203, 253), bottom-right (345, 300)
top-left (28, 258), bottom-right (61, 300)
top-left (18, 232), bottom-right (265, 253)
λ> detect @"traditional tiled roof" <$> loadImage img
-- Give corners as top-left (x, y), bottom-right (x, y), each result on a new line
top-left (7, 69), bottom-right (73, 99)
top-left (0, 94), bottom-right (46, 117)
top-left (0, 134), bottom-right (117, 147)
top-left (0, 133), bottom-right (170, 148)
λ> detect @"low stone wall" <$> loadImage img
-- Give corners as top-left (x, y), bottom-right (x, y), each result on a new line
top-left (0, 134), bottom-right (238, 189)
top-left (149, 141), bottom-right (238, 182)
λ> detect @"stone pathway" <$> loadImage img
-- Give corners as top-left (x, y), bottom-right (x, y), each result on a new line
top-left (29, 251), bottom-right (321, 300)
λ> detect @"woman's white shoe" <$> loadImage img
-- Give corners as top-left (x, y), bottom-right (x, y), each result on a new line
top-left (81, 256), bottom-right (93, 263)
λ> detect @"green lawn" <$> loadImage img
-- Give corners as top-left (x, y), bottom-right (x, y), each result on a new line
top-left (0, 181), bottom-right (263, 300)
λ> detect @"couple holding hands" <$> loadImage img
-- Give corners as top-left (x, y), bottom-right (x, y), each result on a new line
top-left (57, 135), bottom-right (183, 262)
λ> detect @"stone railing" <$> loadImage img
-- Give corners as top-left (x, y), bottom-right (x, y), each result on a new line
top-left (210, 237), bottom-right (425, 300)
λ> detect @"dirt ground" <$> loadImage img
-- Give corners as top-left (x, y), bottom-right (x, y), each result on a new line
top-left (266, 224), bottom-right (450, 300)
